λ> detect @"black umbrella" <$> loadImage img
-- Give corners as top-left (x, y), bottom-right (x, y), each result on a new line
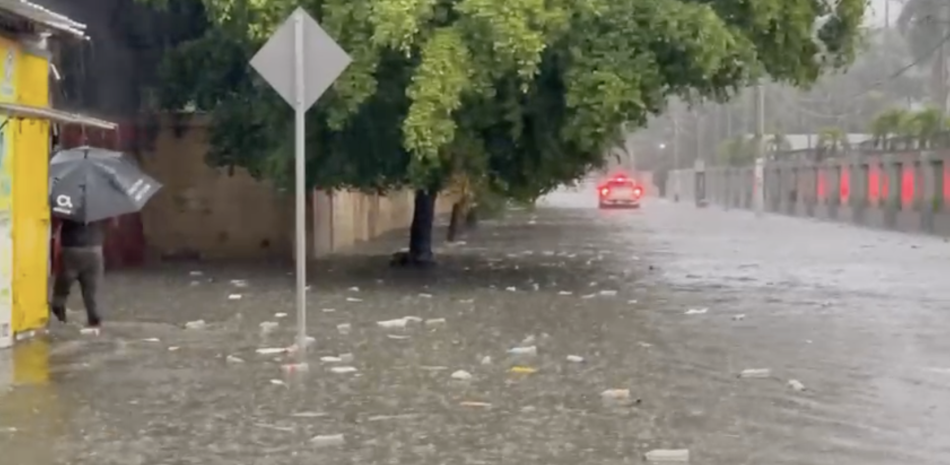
top-left (49, 146), bottom-right (162, 223)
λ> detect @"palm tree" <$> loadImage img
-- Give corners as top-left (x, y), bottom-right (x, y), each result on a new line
top-left (897, 0), bottom-right (947, 108)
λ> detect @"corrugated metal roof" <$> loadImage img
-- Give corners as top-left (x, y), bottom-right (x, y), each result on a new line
top-left (0, 0), bottom-right (87, 39)
top-left (0, 101), bottom-right (116, 129)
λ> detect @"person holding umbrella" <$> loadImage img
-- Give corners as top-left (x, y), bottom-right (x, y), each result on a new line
top-left (48, 146), bottom-right (162, 330)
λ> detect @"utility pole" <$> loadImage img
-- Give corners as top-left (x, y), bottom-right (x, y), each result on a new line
top-left (943, 3), bottom-right (950, 113)
top-left (753, 81), bottom-right (765, 217)
top-left (672, 114), bottom-right (680, 201)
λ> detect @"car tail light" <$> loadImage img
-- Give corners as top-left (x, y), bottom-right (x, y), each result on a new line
top-left (600, 187), bottom-right (610, 197)
top-left (633, 187), bottom-right (643, 198)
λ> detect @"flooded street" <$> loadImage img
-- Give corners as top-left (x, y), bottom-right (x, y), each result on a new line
top-left (2, 187), bottom-right (949, 464)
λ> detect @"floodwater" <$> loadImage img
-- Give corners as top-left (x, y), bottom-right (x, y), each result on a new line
top-left (1, 187), bottom-right (949, 464)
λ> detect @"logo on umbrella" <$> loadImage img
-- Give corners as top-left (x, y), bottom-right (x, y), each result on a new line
top-left (53, 194), bottom-right (73, 215)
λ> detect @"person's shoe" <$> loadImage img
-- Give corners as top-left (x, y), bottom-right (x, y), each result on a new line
top-left (50, 305), bottom-right (67, 323)
top-left (87, 315), bottom-right (102, 328)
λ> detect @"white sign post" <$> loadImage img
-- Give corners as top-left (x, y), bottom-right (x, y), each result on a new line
top-left (753, 157), bottom-right (765, 216)
top-left (250, 7), bottom-right (352, 356)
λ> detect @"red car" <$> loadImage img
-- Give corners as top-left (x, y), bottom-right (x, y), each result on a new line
top-left (598, 175), bottom-right (643, 209)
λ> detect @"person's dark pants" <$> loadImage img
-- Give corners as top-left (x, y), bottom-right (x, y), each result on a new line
top-left (51, 246), bottom-right (104, 326)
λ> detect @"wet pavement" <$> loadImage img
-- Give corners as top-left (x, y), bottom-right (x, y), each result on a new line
top-left (2, 187), bottom-right (950, 464)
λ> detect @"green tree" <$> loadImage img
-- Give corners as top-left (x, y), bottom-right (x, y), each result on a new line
top-left (141, 0), bottom-right (866, 264)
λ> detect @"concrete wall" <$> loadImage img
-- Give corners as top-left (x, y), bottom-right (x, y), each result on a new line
top-left (664, 150), bottom-right (950, 237)
top-left (137, 116), bottom-right (453, 261)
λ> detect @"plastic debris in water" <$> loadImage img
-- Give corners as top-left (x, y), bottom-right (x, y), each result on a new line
top-left (566, 355), bottom-right (584, 363)
top-left (451, 370), bottom-right (473, 380)
top-left (142, 338), bottom-right (160, 342)
top-left (226, 355), bottom-right (245, 364)
top-left (601, 389), bottom-right (631, 400)
top-left (270, 379), bottom-right (286, 386)
top-left (259, 321), bottom-right (279, 333)
top-left (508, 346), bottom-right (537, 356)
top-left (506, 286), bottom-right (517, 292)
top-left (558, 291), bottom-right (573, 296)
top-left (685, 308), bottom-right (708, 315)
top-left (599, 290), bottom-right (618, 296)
top-left (168, 346), bottom-right (180, 351)
top-left (378, 318), bottom-right (408, 329)
top-left (788, 379), bottom-right (806, 391)
top-left (282, 362), bottom-right (309, 373)
top-left (320, 356), bottom-right (342, 363)
top-left (348, 286), bottom-right (359, 292)
top-left (387, 334), bottom-right (410, 340)
top-left (228, 294), bottom-right (242, 300)
top-left (275, 312), bottom-right (288, 318)
top-left (330, 366), bottom-right (357, 374)
top-left (739, 368), bottom-right (771, 378)
top-left (291, 411), bottom-right (326, 418)
top-left (184, 320), bottom-right (206, 330)
top-left (346, 297), bottom-right (362, 302)
top-left (80, 327), bottom-right (100, 336)
top-left (310, 434), bottom-right (345, 448)
top-left (256, 347), bottom-right (287, 355)
top-left (459, 401), bottom-right (491, 408)
top-left (509, 366), bottom-right (537, 374)
top-left (425, 318), bottom-right (446, 327)
top-left (644, 449), bottom-right (690, 462)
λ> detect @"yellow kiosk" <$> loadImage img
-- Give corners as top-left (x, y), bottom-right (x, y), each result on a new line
top-left (0, 0), bottom-right (115, 350)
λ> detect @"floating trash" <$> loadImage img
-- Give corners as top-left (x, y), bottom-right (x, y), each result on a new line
top-left (506, 286), bottom-right (517, 292)
top-left (459, 401), bottom-right (491, 408)
top-left (685, 308), bottom-right (708, 315)
top-left (270, 379), bottom-right (286, 386)
top-left (330, 366), bottom-right (357, 374)
top-left (644, 449), bottom-right (690, 462)
top-left (378, 318), bottom-right (408, 329)
top-left (256, 347), bottom-right (287, 355)
top-left (259, 321), bottom-right (279, 333)
top-left (142, 338), bottom-right (161, 343)
top-left (601, 388), bottom-right (631, 400)
top-left (566, 355), bottom-right (585, 363)
top-left (228, 294), bottom-right (243, 300)
top-left (275, 312), bottom-right (288, 318)
top-left (226, 355), bottom-right (245, 364)
top-left (787, 379), bottom-right (806, 391)
top-left (558, 291), bottom-right (573, 296)
top-left (599, 290), bottom-right (617, 296)
top-left (451, 370), bottom-right (473, 380)
top-left (508, 346), bottom-right (537, 356)
top-left (425, 318), bottom-right (446, 327)
top-left (739, 368), bottom-right (771, 378)
top-left (387, 334), bottom-right (410, 340)
top-left (320, 356), bottom-right (342, 363)
top-left (346, 297), bottom-right (362, 302)
top-left (348, 286), bottom-right (360, 292)
top-left (509, 366), bottom-right (537, 374)
top-left (310, 434), bottom-right (345, 448)
top-left (184, 320), bottom-right (206, 330)
top-left (80, 327), bottom-right (100, 336)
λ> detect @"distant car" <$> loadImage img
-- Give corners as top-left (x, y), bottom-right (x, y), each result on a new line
top-left (597, 175), bottom-right (643, 209)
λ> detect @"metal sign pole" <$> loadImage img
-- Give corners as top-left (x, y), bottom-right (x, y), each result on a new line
top-left (293, 10), bottom-right (307, 354)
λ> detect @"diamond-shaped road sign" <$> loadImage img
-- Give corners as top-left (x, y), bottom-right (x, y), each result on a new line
top-left (250, 7), bottom-right (352, 111)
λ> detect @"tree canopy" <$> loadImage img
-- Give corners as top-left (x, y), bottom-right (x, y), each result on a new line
top-left (141, 0), bottom-right (866, 199)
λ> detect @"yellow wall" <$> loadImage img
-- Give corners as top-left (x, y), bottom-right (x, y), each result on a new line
top-left (12, 49), bottom-right (50, 333)
top-left (0, 38), bottom-right (16, 346)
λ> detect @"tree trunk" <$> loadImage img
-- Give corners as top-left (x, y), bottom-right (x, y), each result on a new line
top-left (406, 189), bottom-right (437, 266)
top-left (464, 205), bottom-right (478, 228)
top-left (447, 201), bottom-right (464, 242)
